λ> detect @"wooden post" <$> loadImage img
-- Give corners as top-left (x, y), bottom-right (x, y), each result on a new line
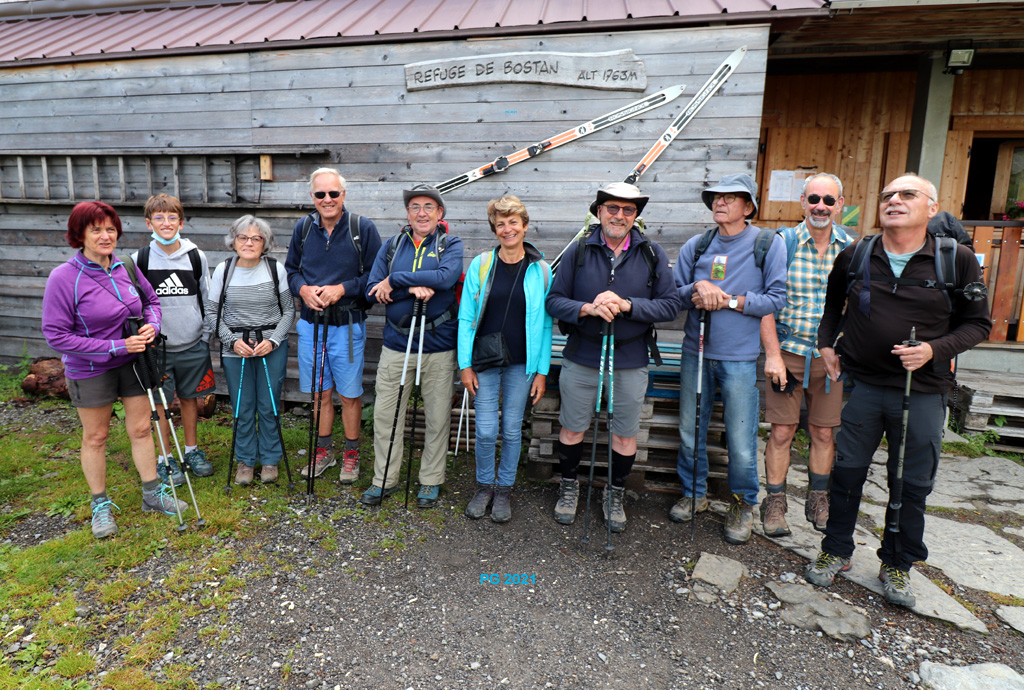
top-left (40, 156), bottom-right (50, 201)
top-left (66, 156), bottom-right (75, 201)
top-left (259, 154), bottom-right (273, 181)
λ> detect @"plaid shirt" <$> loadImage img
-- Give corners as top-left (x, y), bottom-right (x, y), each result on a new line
top-left (777, 221), bottom-right (854, 358)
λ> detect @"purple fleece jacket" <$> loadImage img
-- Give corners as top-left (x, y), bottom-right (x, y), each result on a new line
top-left (42, 251), bottom-right (162, 379)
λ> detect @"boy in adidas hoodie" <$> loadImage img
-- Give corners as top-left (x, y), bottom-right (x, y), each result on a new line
top-left (132, 194), bottom-right (215, 483)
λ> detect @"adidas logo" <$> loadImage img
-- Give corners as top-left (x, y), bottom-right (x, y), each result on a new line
top-left (195, 368), bottom-right (216, 393)
top-left (156, 274), bottom-right (193, 296)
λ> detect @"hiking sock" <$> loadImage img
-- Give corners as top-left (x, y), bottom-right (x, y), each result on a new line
top-left (809, 472), bottom-right (830, 492)
top-left (767, 481), bottom-right (786, 494)
top-left (557, 440), bottom-right (583, 480)
top-left (345, 437), bottom-right (359, 451)
top-left (611, 451), bottom-right (635, 488)
top-left (91, 491), bottom-right (108, 504)
top-left (185, 445), bottom-right (198, 454)
top-left (142, 478), bottom-right (161, 493)
top-left (317, 434), bottom-right (333, 449)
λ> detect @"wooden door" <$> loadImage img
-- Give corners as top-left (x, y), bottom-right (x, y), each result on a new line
top-left (758, 127), bottom-right (840, 224)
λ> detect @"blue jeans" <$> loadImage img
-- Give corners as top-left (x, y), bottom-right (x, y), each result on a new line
top-left (223, 343), bottom-right (288, 467)
top-left (473, 364), bottom-right (531, 487)
top-left (676, 353), bottom-right (759, 505)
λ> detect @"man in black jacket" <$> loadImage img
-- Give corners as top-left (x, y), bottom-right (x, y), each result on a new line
top-left (804, 174), bottom-right (990, 607)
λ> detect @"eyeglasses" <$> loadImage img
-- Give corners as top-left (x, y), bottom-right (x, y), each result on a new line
top-left (712, 193), bottom-right (744, 205)
top-left (236, 234), bottom-right (265, 245)
top-left (408, 204), bottom-right (438, 214)
top-left (313, 190), bottom-right (342, 200)
top-left (601, 204), bottom-right (638, 217)
top-left (805, 194), bottom-right (837, 207)
top-left (150, 214), bottom-right (180, 224)
top-left (879, 189), bottom-right (934, 204)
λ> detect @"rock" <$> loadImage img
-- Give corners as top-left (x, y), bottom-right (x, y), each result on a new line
top-left (20, 358), bottom-right (68, 399)
top-left (919, 661), bottom-right (1024, 689)
top-left (691, 552), bottom-right (748, 594)
top-left (765, 582), bottom-right (871, 642)
top-left (995, 606), bottom-right (1024, 634)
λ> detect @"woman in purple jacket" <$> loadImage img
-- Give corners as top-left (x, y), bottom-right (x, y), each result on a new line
top-left (41, 201), bottom-right (188, 539)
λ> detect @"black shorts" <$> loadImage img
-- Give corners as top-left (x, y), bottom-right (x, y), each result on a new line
top-left (67, 359), bottom-right (147, 408)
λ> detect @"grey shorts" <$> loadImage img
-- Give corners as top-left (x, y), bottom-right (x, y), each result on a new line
top-left (160, 340), bottom-right (215, 400)
top-left (67, 360), bottom-right (147, 408)
top-left (558, 358), bottom-right (649, 438)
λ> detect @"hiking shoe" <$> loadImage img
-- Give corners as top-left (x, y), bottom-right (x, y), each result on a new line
top-left (417, 484), bottom-right (441, 508)
top-left (360, 483), bottom-right (400, 506)
top-left (760, 491), bottom-right (792, 537)
top-left (234, 463), bottom-right (254, 486)
top-left (141, 484), bottom-right (189, 516)
top-left (602, 486), bottom-right (627, 533)
top-left (260, 465), bottom-right (279, 484)
top-left (804, 552), bottom-right (851, 587)
top-left (300, 447), bottom-right (336, 478)
top-left (491, 486), bottom-right (512, 524)
top-left (339, 449), bottom-right (360, 484)
top-left (879, 565), bottom-right (917, 607)
top-left (668, 495), bottom-right (709, 523)
top-left (553, 479), bottom-right (579, 525)
top-left (156, 456), bottom-right (185, 487)
top-left (91, 498), bottom-right (119, 539)
top-left (184, 448), bottom-right (213, 477)
top-left (465, 483), bottom-right (494, 519)
top-left (805, 489), bottom-right (829, 532)
top-left (723, 495), bottom-right (754, 544)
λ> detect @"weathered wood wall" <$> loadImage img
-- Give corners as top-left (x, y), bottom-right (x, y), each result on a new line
top-left (0, 25), bottom-right (769, 395)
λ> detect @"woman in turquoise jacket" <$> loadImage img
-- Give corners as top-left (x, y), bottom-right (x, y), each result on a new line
top-left (458, 196), bottom-right (552, 523)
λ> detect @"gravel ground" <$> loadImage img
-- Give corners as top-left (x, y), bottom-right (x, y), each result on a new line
top-left (3, 399), bottom-right (1023, 690)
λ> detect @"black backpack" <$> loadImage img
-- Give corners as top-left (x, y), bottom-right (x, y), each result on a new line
top-left (136, 245), bottom-right (206, 319)
top-left (298, 210), bottom-right (373, 316)
top-left (690, 226), bottom-right (778, 273)
top-left (845, 233), bottom-right (958, 316)
top-left (214, 256), bottom-right (283, 338)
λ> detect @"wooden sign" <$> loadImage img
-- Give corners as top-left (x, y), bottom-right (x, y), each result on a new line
top-left (405, 50), bottom-right (646, 92)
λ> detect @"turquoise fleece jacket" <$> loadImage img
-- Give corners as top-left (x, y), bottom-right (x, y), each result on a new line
top-left (457, 241), bottom-right (552, 378)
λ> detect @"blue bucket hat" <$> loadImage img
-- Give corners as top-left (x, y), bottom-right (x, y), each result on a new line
top-left (701, 173), bottom-right (758, 219)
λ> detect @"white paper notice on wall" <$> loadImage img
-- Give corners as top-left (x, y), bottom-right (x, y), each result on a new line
top-left (768, 170), bottom-right (813, 202)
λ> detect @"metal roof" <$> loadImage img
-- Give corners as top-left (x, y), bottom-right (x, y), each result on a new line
top-left (0, 0), bottom-right (825, 64)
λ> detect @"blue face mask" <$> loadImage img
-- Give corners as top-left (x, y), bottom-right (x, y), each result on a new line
top-left (151, 231), bottom-right (180, 246)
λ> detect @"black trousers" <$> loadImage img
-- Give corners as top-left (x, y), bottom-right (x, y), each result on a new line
top-left (821, 380), bottom-right (944, 571)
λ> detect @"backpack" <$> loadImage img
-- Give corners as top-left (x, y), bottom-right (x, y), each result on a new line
top-left (560, 225), bottom-right (664, 366)
top-left (136, 245), bottom-right (206, 319)
top-left (299, 211), bottom-right (372, 315)
top-left (845, 233), bottom-right (958, 317)
top-left (690, 226), bottom-right (778, 273)
top-left (382, 221), bottom-right (463, 333)
top-left (214, 256), bottom-right (283, 339)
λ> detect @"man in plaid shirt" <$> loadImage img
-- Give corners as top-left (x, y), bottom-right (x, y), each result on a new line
top-left (759, 173), bottom-right (854, 537)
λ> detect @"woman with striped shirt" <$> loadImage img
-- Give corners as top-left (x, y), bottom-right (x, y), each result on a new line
top-left (208, 216), bottom-right (295, 485)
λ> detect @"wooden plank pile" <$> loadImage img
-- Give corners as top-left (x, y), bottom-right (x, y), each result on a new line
top-left (953, 369), bottom-right (1024, 449)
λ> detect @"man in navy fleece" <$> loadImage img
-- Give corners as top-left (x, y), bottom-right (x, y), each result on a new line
top-left (671, 173), bottom-right (787, 544)
top-left (545, 182), bottom-right (681, 533)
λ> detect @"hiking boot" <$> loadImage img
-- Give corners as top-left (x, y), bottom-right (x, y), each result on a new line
top-left (141, 484), bottom-right (189, 516)
top-left (91, 498), bottom-right (119, 539)
top-left (805, 489), bottom-right (829, 532)
top-left (760, 491), bottom-right (792, 537)
top-left (879, 565), bottom-right (917, 607)
top-left (723, 495), bottom-right (754, 544)
top-left (260, 465), bottom-right (279, 484)
top-left (553, 479), bottom-right (579, 525)
top-left (339, 449), bottom-right (360, 484)
top-left (300, 447), bottom-right (336, 478)
top-left (184, 448), bottom-right (213, 477)
top-left (234, 463), bottom-right (254, 486)
top-left (465, 483), bottom-right (494, 519)
top-left (804, 552), bottom-right (851, 587)
top-left (669, 495), bottom-right (709, 523)
top-left (360, 483), bottom-right (400, 506)
top-left (602, 486), bottom-right (627, 533)
top-left (417, 484), bottom-right (441, 508)
top-left (491, 486), bottom-right (512, 524)
top-left (156, 456), bottom-right (185, 487)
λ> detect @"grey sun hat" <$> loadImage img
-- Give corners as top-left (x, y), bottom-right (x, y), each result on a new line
top-left (403, 184), bottom-right (445, 216)
top-left (701, 173), bottom-right (758, 219)
top-left (589, 182), bottom-right (649, 217)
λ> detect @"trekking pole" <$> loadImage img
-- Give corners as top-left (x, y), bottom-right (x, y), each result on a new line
top-left (254, 329), bottom-right (295, 490)
top-left (888, 327), bottom-right (919, 562)
top-left (452, 387), bottom-right (469, 470)
top-left (380, 300), bottom-right (422, 506)
top-left (308, 315), bottom-right (329, 499)
top-left (140, 339), bottom-right (204, 526)
top-left (127, 318), bottom-right (187, 532)
top-left (224, 352), bottom-right (246, 497)
top-left (691, 311), bottom-right (707, 542)
top-left (605, 318), bottom-right (616, 554)
top-left (305, 310), bottom-right (321, 495)
top-left (581, 321), bottom-right (610, 545)
top-left (405, 305), bottom-right (428, 510)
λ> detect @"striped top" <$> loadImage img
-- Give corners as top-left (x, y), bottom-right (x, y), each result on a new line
top-left (776, 221), bottom-right (854, 358)
top-left (206, 258), bottom-right (294, 358)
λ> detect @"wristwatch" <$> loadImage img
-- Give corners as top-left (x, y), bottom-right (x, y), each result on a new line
top-left (728, 295), bottom-right (739, 310)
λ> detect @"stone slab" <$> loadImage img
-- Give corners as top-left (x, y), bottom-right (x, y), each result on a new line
top-left (691, 552), bottom-right (748, 594)
top-left (863, 455), bottom-right (1024, 512)
top-left (996, 606), bottom-right (1024, 634)
top-left (919, 661), bottom-right (1024, 690)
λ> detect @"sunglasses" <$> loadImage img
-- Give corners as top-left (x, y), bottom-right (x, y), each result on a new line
top-left (805, 194), bottom-right (837, 207)
top-left (313, 190), bottom-right (342, 200)
top-left (601, 204), bottom-right (638, 217)
top-left (879, 189), bottom-right (933, 204)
